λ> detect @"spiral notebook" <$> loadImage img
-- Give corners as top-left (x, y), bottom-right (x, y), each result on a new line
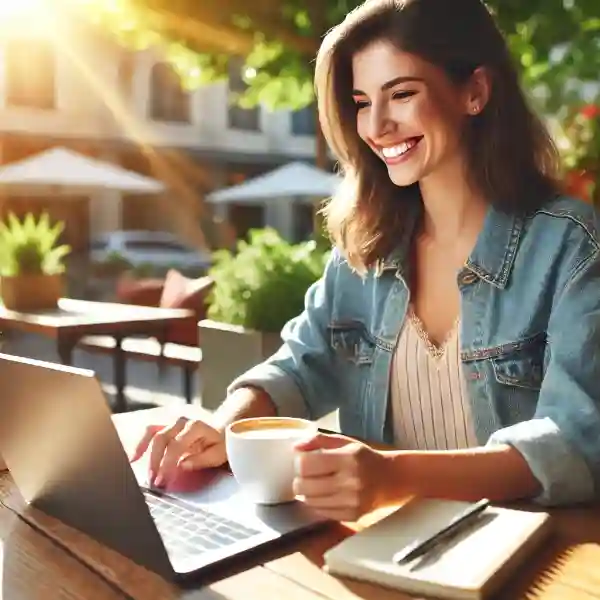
top-left (323, 498), bottom-right (551, 600)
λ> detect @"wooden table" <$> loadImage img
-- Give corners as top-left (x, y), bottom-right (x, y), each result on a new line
top-left (0, 298), bottom-right (194, 411)
top-left (0, 407), bottom-right (599, 600)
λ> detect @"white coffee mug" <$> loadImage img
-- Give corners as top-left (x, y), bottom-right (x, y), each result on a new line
top-left (225, 416), bottom-right (317, 505)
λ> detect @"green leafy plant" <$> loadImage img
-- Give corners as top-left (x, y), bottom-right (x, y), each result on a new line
top-left (0, 212), bottom-right (71, 277)
top-left (92, 251), bottom-right (133, 278)
top-left (207, 228), bottom-right (330, 333)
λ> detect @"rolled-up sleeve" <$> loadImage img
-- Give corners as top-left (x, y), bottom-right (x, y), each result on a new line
top-left (227, 249), bottom-right (341, 421)
top-left (488, 247), bottom-right (600, 505)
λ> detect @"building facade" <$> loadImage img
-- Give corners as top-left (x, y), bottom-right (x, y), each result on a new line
top-left (0, 18), bottom-right (320, 251)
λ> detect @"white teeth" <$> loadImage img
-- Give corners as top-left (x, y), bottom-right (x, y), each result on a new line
top-left (381, 138), bottom-right (418, 158)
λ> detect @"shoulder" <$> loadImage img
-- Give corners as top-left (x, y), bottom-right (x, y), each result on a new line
top-left (526, 195), bottom-right (600, 250)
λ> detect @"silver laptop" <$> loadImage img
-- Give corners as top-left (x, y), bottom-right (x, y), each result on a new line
top-left (0, 353), bottom-right (328, 581)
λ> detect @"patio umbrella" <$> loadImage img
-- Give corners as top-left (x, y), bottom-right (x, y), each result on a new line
top-left (206, 161), bottom-right (340, 203)
top-left (0, 147), bottom-right (164, 195)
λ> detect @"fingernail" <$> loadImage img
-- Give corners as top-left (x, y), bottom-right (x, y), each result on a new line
top-left (179, 459), bottom-right (193, 470)
top-left (154, 475), bottom-right (165, 488)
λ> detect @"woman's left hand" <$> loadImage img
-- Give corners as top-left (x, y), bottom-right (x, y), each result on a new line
top-left (293, 432), bottom-right (390, 522)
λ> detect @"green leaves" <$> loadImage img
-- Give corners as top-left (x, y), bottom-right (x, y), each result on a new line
top-left (0, 212), bottom-right (71, 277)
top-left (207, 228), bottom-right (330, 332)
top-left (78, 0), bottom-right (599, 115)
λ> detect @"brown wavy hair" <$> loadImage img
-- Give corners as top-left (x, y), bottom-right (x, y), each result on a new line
top-left (315, 0), bottom-right (560, 272)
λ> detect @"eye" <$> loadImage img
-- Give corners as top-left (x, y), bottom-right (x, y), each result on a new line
top-left (392, 90), bottom-right (416, 100)
top-left (353, 99), bottom-right (370, 110)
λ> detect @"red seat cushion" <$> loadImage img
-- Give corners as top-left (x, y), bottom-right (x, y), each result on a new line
top-left (159, 270), bottom-right (214, 346)
top-left (116, 273), bottom-right (164, 307)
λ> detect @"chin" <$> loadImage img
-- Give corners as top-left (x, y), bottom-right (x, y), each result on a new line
top-left (385, 165), bottom-right (422, 187)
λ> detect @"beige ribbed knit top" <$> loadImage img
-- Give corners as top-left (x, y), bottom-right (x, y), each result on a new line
top-left (390, 307), bottom-right (479, 450)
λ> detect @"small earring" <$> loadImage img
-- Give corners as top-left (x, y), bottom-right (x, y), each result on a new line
top-left (471, 105), bottom-right (479, 114)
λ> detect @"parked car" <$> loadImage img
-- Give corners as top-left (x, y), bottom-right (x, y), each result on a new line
top-left (89, 230), bottom-right (212, 274)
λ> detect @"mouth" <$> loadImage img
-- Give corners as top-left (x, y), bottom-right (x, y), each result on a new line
top-left (379, 136), bottom-right (423, 165)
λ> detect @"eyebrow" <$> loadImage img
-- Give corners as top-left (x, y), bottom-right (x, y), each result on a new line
top-left (352, 75), bottom-right (424, 96)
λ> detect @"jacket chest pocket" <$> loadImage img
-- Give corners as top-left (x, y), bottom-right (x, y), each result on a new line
top-left (329, 322), bottom-right (376, 366)
top-left (490, 335), bottom-right (546, 391)
top-left (467, 333), bottom-right (546, 426)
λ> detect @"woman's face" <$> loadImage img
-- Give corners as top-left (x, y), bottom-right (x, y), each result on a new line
top-left (352, 40), bottom-right (477, 187)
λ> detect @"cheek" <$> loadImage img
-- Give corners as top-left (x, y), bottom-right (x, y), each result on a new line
top-left (387, 99), bottom-right (422, 128)
top-left (356, 111), bottom-right (370, 142)
top-left (412, 96), bottom-right (463, 148)
top-left (413, 97), bottom-right (448, 128)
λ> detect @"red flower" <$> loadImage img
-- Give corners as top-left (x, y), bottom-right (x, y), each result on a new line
top-left (581, 104), bottom-right (600, 120)
top-left (565, 170), bottom-right (596, 203)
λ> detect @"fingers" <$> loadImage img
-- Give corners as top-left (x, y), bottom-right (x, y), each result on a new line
top-left (294, 432), bottom-right (353, 452)
top-left (294, 442), bottom-right (369, 522)
top-left (295, 442), bottom-right (359, 478)
top-left (295, 474), bottom-right (363, 522)
top-left (148, 417), bottom-right (188, 484)
top-left (130, 424), bottom-right (162, 462)
top-left (296, 449), bottom-right (344, 478)
top-left (178, 442), bottom-right (226, 470)
top-left (294, 472), bottom-right (359, 499)
top-left (154, 419), bottom-right (204, 485)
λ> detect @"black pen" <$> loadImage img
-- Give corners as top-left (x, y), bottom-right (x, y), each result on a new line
top-left (392, 498), bottom-right (490, 564)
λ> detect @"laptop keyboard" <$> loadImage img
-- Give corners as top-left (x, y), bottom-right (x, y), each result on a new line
top-left (144, 490), bottom-right (261, 558)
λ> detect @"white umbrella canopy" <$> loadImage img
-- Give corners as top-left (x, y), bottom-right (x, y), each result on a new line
top-left (0, 147), bottom-right (165, 195)
top-left (207, 161), bottom-right (340, 203)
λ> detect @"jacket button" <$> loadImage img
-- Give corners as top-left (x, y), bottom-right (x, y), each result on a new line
top-left (460, 271), bottom-right (478, 285)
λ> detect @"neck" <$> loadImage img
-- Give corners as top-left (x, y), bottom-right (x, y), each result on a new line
top-left (418, 156), bottom-right (488, 243)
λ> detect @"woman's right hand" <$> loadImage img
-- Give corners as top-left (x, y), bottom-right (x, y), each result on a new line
top-left (130, 417), bottom-right (227, 487)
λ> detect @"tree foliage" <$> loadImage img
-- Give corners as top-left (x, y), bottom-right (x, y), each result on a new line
top-left (81, 0), bottom-right (599, 113)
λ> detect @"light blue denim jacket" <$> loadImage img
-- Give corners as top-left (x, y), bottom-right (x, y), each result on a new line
top-left (229, 195), bottom-right (600, 506)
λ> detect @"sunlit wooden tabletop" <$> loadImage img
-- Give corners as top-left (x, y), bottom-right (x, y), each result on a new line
top-left (0, 406), bottom-right (599, 600)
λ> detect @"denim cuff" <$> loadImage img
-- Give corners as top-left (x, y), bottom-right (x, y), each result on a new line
top-left (227, 364), bottom-right (309, 420)
top-left (486, 417), bottom-right (595, 506)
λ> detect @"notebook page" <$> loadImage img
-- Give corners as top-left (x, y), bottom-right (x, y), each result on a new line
top-left (324, 498), bottom-right (551, 597)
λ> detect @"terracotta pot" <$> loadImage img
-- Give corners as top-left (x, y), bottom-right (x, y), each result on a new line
top-left (1, 274), bottom-right (64, 311)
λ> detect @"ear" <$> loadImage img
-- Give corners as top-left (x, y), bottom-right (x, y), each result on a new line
top-left (464, 66), bottom-right (491, 116)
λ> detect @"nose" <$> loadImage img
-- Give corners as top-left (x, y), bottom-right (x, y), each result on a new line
top-left (368, 103), bottom-right (394, 141)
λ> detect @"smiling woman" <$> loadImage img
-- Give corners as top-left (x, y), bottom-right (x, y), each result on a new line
top-left (131, 0), bottom-right (600, 524)
top-left (315, 0), bottom-right (559, 272)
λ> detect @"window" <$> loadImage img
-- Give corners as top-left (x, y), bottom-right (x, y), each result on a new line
top-left (149, 63), bottom-right (190, 123)
top-left (5, 40), bottom-right (55, 109)
top-left (291, 103), bottom-right (317, 136)
top-left (227, 58), bottom-right (260, 131)
top-left (293, 203), bottom-right (315, 242)
top-left (229, 204), bottom-right (264, 239)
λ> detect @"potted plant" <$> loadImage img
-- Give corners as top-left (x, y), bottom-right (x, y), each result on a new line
top-left (199, 228), bottom-right (329, 409)
top-left (0, 212), bottom-right (71, 311)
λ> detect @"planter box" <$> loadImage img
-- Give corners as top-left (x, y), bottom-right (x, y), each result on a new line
top-left (198, 319), bottom-right (282, 410)
top-left (1, 274), bottom-right (64, 311)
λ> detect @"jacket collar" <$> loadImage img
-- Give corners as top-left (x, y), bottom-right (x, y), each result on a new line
top-left (466, 206), bottom-right (524, 289)
top-left (378, 202), bottom-right (524, 290)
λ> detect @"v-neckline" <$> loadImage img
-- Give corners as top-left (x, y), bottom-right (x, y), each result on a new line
top-left (406, 305), bottom-right (460, 360)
